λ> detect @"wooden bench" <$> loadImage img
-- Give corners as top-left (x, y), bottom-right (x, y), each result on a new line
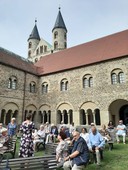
top-left (45, 143), bottom-right (58, 155)
top-left (35, 138), bottom-right (46, 151)
top-left (0, 138), bottom-right (17, 159)
top-left (0, 155), bottom-right (58, 170)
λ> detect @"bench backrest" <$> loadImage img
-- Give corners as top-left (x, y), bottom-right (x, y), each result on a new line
top-left (0, 155), bottom-right (57, 170)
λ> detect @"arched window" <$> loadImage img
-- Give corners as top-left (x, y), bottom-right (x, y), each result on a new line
top-left (54, 31), bottom-right (58, 39)
top-left (83, 74), bottom-right (93, 88)
top-left (30, 81), bottom-right (36, 93)
top-left (60, 79), bottom-right (68, 91)
top-left (89, 77), bottom-right (93, 87)
top-left (40, 46), bottom-right (43, 53)
top-left (64, 33), bottom-right (67, 40)
top-left (42, 82), bottom-right (48, 94)
top-left (36, 48), bottom-right (39, 55)
top-left (8, 76), bottom-right (17, 90)
top-left (64, 42), bottom-right (67, 48)
top-left (28, 42), bottom-right (32, 48)
top-left (54, 41), bottom-right (58, 50)
top-left (111, 73), bottom-right (117, 84)
top-left (83, 78), bottom-right (88, 88)
top-left (119, 72), bottom-right (125, 83)
top-left (111, 69), bottom-right (125, 84)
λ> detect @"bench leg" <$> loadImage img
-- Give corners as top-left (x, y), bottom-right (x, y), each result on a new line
top-left (108, 143), bottom-right (113, 151)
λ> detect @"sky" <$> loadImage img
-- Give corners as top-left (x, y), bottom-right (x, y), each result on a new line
top-left (0, 0), bottom-right (128, 58)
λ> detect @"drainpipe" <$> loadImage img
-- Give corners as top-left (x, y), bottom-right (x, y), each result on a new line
top-left (22, 72), bottom-right (27, 122)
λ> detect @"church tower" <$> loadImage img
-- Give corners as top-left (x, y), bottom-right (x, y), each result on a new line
top-left (28, 20), bottom-right (40, 60)
top-left (52, 7), bottom-right (67, 52)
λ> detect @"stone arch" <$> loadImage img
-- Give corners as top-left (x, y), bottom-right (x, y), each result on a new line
top-left (109, 99), bottom-right (128, 126)
top-left (39, 104), bottom-right (51, 124)
top-left (2, 102), bottom-right (19, 125)
top-left (56, 102), bottom-right (73, 124)
top-left (79, 101), bottom-right (101, 125)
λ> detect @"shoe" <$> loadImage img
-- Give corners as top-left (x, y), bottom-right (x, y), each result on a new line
top-left (124, 142), bottom-right (126, 144)
top-left (97, 163), bottom-right (101, 166)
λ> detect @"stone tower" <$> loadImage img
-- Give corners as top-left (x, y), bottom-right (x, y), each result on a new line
top-left (52, 7), bottom-right (67, 52)
top-left (27, 20), bottom-right (40, 61)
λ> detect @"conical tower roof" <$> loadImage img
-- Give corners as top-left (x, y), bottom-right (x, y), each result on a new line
top-left (52, 8), bottom-right (67, 32)
top-left (28, 20), bottom-right (40, 41)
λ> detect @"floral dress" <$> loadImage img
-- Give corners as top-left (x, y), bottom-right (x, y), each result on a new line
top-left (19, 121), bottom-right (35, 157)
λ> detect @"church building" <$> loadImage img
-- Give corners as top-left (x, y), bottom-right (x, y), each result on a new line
top-left (0, 8), bottom-right (128, 128)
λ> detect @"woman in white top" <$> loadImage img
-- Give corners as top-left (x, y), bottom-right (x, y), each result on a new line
top-left (32, 125), bottom-right (45, 151)
top-left (80, 127), bottom-right (89, 146)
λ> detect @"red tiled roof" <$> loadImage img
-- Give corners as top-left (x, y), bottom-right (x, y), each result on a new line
top-left (0, 47), bottom-right (42, 75)
top-left (35, 29), bottom-right (128, 75)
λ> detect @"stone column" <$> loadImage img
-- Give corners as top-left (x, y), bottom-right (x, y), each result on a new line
top-left (93, 111), bottom-right (96, 125)
top-left (73, 111), bottom-right (79, 126)
top-left (62, 112), bottom-right (64, 123)
top-left (47, 112), bottom-right (50, 123)
top-left (85, 112), bottom-right (89, 125)
top-left (68, 112), bottom-right (70, 125)
top-left (3, 111), bottom-right (6, 125)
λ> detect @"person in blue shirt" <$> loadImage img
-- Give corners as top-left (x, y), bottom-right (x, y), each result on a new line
top-left (7, 117), bottom-right (17, 138)
top-left (116, 120), bottom-right (126, 144)
top-left (88, 126), bottom-right (105, 165)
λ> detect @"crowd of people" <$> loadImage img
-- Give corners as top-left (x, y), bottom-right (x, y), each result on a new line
top-left (0, 117), bottom-right (127, 170)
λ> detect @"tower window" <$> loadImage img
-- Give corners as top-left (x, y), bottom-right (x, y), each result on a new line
top-left (44, 46), bottom-right (47, 52)
top-left (36, 49), bottom-right (39, 55)
top-left (29, 42), bottom-right (32, 48)
top-left (64, 42), bottom-right (67, 48)
top-left (54, 41), bottom-right (58, 50)
top-left (64, 33), bottom-right (66, 40)
top-left (40, 46), bottom-right (43, 53)
top-left (54, 31), bottom-right (58, 39)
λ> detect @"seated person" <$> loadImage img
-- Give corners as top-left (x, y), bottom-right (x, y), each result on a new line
top-left (0, 128), bottom-right (8, 146)
top-left (63, 131), bottom-right (89, 170)
top-left (80, 127), bottom-right (89, 146)
top-left (60, 126), bottom-right (71, 144)
top-left (0, 123), bottom-right (7, 137)
top-left (56, 131), bottom-right (69, 166)
top-left (99, 124), bottom-right (111, 142)
top-left (32, 125), bottom-right (45, 151)
top-left (116, 120), bottom-right (126, 144)
top-left (45, 124), bottom-right (58, 144)
top-left (107, 121), bottom-right (114, 131)
top-left (88, 126), bottom-right (105, 165)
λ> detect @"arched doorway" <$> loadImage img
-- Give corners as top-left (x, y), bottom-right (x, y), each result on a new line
top-left (109, 99), bottom-right (128, 126)
top-left (119, 105), bottom-right (128, 126)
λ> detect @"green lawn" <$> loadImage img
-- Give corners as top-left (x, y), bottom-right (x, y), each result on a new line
top-left (3, 139), bottom-right (128, 170)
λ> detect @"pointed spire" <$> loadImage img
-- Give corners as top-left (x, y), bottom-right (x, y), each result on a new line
top-left (52, 7), bottom-right (67, 32)
top-left (28, 19), bottom-right (40, 41)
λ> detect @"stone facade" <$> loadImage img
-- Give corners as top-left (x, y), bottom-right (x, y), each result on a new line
top-left (1, 56), bottom-right (128, 128)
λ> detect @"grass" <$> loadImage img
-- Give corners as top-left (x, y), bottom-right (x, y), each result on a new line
top-left (3, 138), bottom-right (128, 170)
